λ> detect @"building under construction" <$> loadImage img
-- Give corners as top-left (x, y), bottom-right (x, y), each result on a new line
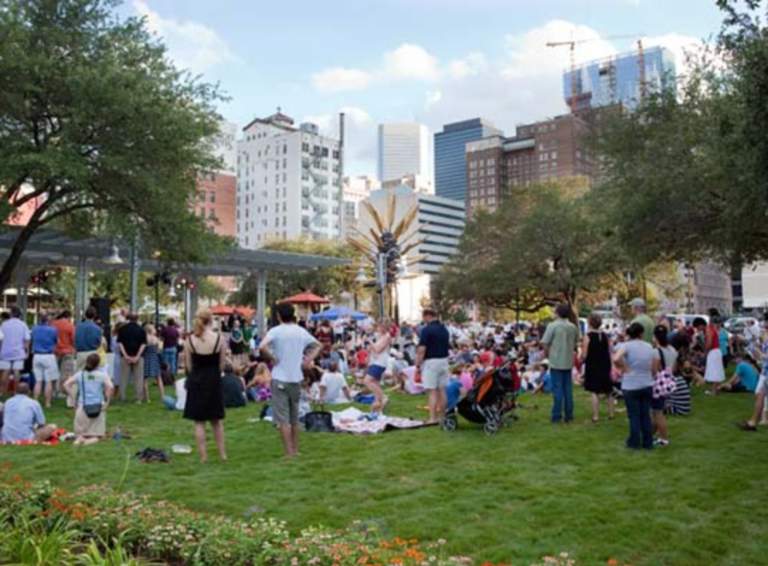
top-left (563, 46), bottom-right (677, 112)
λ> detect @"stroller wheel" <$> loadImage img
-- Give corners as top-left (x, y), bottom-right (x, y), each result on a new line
top-left (483, 421), bottom-right (499, 436)
top-left (442, 415), bottom-right (458, 432)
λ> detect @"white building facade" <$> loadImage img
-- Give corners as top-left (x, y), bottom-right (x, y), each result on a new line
top-left (377, 123), bottom-right (432, 187)
top-left (236, 112), bottom-right (342, 248)
top-left (341, 176), bottom-right (380, 239)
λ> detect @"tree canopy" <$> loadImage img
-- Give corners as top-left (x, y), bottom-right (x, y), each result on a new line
top-left (0, 0), bottom-right (229, 291)
top-left (436, 180), bottom-right (626, 313)
top-left (593, 0), bottom-right (768, 267)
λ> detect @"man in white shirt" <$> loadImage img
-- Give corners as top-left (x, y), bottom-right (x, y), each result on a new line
top-left (259, 303), bottom-right (320, 458)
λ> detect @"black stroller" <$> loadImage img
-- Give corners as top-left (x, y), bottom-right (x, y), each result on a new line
top-left (442, 362), bottom-right (521, 435)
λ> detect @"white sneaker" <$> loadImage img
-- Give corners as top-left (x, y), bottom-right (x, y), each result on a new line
top-left (653, 438), bottom-right (670, 447)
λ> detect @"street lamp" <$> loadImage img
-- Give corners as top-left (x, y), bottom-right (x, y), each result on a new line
top-left (146, 271), bottom-right (172, 327)
top-left (102, 244), bottom-right (124, 265)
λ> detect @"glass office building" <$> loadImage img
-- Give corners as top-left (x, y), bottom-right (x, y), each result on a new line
top-left (563, 46), bottom-right (676, 111)
top-left (434, 118), bottom-right (501, 202)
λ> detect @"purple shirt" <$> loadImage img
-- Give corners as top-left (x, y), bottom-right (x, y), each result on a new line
top-left (0, 318), bottom-right (31, 361)
top-left (159, 324), bottom-right (180, 348)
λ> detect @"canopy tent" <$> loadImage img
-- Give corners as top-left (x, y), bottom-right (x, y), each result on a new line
top-left (280, 291), bottom-right (329, 305)
top-left (310, 306), bottom-right (367, 321)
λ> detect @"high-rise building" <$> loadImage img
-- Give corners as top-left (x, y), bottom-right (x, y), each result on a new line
top-left (381, 173), bottom-right (433, 194)
top-left (434, 118), bottom-right (501, 202)
top-left (377, 123), bottom-right (432, 186)
top-left (563, 46), bottom-right (676, 112)
top-left (236, 111), bottom-right (342, 248)
top-left (464, 113), bottom-right (592, 214)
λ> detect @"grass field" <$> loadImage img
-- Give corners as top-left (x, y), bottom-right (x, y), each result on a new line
top-left (2, 386), bottom-right (767, 565)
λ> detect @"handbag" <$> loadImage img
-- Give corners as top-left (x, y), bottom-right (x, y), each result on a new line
top-left (80, 372), bottom-right (102, 419)
top-left (653, 348), bottom-right (677, 400)
top-left (304, 409), bottom-right (335, 433)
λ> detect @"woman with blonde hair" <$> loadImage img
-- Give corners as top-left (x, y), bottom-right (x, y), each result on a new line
top-left (183, 310), bottom-right (227, 463)
top-left (143, 323), bottom-right (161, 402)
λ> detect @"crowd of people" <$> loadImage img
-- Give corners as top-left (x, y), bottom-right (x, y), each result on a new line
top-left (1, 296), bottom-right (766, 460)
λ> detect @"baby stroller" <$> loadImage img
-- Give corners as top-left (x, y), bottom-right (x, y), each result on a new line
top-left (442, 362), bottom-right (521, 435)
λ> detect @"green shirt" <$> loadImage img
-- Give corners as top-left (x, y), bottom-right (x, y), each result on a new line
top-left (631, 314), bottom-right (655, 344)
top-left (542, 318), bottom-right (579, 370)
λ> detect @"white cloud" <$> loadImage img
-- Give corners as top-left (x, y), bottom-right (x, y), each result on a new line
top-left (133, 0), bottom-right (236, 73)
top-left (447, 52), bottom-right (488, 79)
top-left (425, 89), bottom-right (443, 109)
top-left (382, 43), bottom-right (441, 81)
top-left (311, 67), bottom-right (373, 93)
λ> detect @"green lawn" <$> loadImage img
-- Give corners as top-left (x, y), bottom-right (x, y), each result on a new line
top-left (2, 387), bottom-right (766, 565)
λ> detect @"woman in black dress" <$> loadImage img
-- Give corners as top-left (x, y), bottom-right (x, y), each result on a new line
top-left (581, 313), bottom-right (615, 422)
top-left (183, 310), bottom-right (227, 463)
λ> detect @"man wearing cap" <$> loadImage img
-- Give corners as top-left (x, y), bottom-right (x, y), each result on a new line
top-left (630, 298), bottom-right (655, 344)
top-left (415, 308), bottom-right (451, 424)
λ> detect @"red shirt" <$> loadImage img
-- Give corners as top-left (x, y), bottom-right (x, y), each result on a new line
top-left (356, 350), bottom-right (369, 367)
top-left (51, 318), bottom-right (75, 355)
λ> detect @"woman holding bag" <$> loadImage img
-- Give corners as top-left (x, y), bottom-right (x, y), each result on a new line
top-left (64, 353), bottom-right (114, 445)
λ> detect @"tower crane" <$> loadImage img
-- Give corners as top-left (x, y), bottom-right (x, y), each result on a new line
top-left (546, 34), bottom-right (643, 113)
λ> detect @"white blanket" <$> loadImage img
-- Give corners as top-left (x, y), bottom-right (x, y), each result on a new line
top-left (331, 407), bottom-right (427, 435)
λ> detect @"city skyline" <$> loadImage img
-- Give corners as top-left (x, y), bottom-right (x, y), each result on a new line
top-left (124, 0), bottom-right (722, 175)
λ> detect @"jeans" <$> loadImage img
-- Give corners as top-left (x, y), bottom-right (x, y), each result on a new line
top-left (162, 347), bottom-right (178, 375)
top-left (550, 369), bottom-right (574, 422)
top-left (623, 387), bottom-right (654, 449)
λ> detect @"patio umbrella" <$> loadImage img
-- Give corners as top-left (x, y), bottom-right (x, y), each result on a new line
top-left (280, 291), bottom-right (330, 305)
top-left (310, 306), bottom-right (367, 321)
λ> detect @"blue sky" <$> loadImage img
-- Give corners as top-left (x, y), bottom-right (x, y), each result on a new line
top-left (125, 0), bottom-right (724, 175)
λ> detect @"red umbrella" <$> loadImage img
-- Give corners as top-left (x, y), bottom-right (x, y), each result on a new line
top-left (280, 292), bottom-right (329, 305)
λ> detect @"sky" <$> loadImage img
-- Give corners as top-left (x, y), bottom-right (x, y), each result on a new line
top-left (122, 0), bottom-right (724, 176)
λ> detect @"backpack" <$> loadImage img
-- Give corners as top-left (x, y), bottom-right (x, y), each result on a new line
top-left (653, 348), bottom-right (677, 400)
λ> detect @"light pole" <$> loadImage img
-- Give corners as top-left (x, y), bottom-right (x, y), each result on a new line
top-left (146, 271), bottom-right (172, 328)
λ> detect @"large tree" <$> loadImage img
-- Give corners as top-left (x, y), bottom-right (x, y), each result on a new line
top-left (437, 180), bottom-right (626, 313)
top-left (593, 0), bottom-right (768, 266)
top-left (0, 0), bottom-right (227, 291)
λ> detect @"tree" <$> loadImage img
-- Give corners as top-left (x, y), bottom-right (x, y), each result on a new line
top-left (0, 0), bottom-right (228, 291)
top-left (592, 0), bottom-right (768, 266)
top-left (228, 239), bottom-right (361, 307)
top-left (437, 180), bottom-right (626, 313)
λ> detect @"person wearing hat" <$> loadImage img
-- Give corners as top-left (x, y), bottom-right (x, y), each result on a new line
top-left (629, 298), bottom-right (655, 344)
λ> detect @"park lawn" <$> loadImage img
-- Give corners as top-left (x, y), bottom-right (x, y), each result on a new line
top-left (1, 387), bottom-right (766, 566)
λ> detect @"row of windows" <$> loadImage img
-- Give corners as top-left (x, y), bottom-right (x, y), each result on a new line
top-left (196, 191), bottom-right (216, 203)
top-left (538, 151), bottom-right (558, 161)
top-left (468, 157), bottom-right (496, 169)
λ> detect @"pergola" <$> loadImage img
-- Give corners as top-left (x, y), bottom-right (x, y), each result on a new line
top-left (0, 227), bottom-right (349, 334)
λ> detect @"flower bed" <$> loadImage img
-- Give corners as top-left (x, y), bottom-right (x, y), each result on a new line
top-left (0, 471), bottom-right (624, 565)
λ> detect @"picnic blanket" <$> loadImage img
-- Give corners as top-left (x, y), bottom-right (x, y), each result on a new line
top-left (331, 407), bottom-right (428, 435)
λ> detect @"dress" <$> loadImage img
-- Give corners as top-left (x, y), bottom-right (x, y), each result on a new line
top-left (583, 331), bottom-right (613, 394)
top-left (144, 343), bottom-right (161, 379)
top-left (183, 334), bottom-right (225, 422)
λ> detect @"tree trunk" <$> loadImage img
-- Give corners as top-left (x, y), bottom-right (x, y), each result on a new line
top-left (0, 220), bottom-right (41, 292)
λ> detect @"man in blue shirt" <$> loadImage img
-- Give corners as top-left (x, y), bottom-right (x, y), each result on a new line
top-left (1, 382), bottom-right (56, 443)
top-left (415, 308), bottom-right (451, 424)
top-left (31, 314), bottom-right (59, 408)
top-left (74, 306), bottom-right (103, 372)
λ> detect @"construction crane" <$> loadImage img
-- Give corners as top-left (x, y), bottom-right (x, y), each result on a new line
top-left (546, 34), bottom-right (643, 113)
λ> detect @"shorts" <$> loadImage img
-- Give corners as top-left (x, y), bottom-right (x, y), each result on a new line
top-left (33, 354), bottom-right (60, 382)
top-left (0, 359), bottom-right (25, 371)
top-left (421, 358), bottom-right (450, 390)
top-left (650, 396), bottom-right (667, 411)
top-left (756, 374), bottom-right (768, 396)
top-left (366, 364), bottom-right (386, 381)
top-left (271, 380), bottom-right (302, 426)
top-left (57, 354), bottom-right (76, 380)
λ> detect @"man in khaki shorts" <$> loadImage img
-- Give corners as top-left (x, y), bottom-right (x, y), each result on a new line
top-left (415, 308), bottom-right (451, 424)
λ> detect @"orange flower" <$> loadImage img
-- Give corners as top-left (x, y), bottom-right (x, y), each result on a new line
top-left (607, 560), bottom-right (619, 566)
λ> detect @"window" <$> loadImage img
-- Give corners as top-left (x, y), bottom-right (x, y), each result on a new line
top-left (283, 202), bottom-right (287, 212)
top-left (469, 161), bottom-right (477, 169)
top-left (275, 217), bottom-right (279, 227)
top-left (487, 158), bottom-right (495, 166)
top-left (321, 147), bottom-right (329, 157)
top-left (282, 173), bottom-right (287, 183)
top-left (332, 150), bottom-right (340, 159)
top-left (283, 216), bottom-right (287, 226)
top-left (550, 151), bottom-right (558, 160)
top-left (283, 145), bottom-right (287, 154)
top-left (209, 191), bottom-right (215, 203)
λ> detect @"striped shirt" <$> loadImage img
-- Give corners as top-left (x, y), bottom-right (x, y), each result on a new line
top-left (666, 375), bottom-right (691, 416)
